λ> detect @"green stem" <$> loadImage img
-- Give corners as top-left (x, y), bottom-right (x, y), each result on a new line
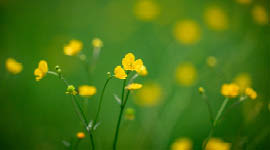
top-left (72, 95), bottom-right (95, 150)
top-left (93, 76), bottom-right (112, 125)
top-left (202, 94), bottom-right (214, 126)
top-left (113, 90), bottom-right (130, 150)
top-left (203, 98), bottom-right (229, 150)
top-left (213, 98), bottom-right (229, 126)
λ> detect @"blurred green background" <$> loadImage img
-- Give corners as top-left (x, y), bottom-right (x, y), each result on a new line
top-left (0, 0), bottom-right (269, 149)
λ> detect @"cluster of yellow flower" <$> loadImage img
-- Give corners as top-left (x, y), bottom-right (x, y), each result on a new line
top-left (221, 83), bottom-right (257, 100)
top-left (113, 53), bottom-right (147, 90)
top-left (171, 137), bottom-right (230, 150)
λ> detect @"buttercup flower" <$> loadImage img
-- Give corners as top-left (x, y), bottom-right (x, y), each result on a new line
top-left (6, 58), bottom-right (23, 75)
top-left (138, 65), bottom-right (148, 76)
top-left (252, 5), bottom-right (268, 25)
top-left (206, 138), bottom-right (231, 150)
top-left (66, 85), bottom-right (77, 95)
top-left (135, 82), bottom-right (162, 107)
top-left (171, 138), bottom-right (192, 150)
top-left (175, 62), bottom-right (197, 86)
top-left (79, 85), bottom-right (97, 98)
top-left (122, 53), bottom-right (144, 73)
top-left (134, 0), bottom-right (160, 21)
top-left (92, 38), bottom-right (103, 48)
top-left (114, 66), bottom-right (127, 79)
top-left (125, 108), bottom-right (135, 120)
top-left (64, 40), bottom-right (83, 56)
top-left (233, 73), bottom-right (251, 92)
top-left (245, 87), bottom-right (257, 100)
top-left (204, 6), bottom-right (228, 31)
top-left (173, 20), bottom-right (201, 44)
top-left (76, 132), bottom-right (85, 139)
top-left (34, 60), bottom-right (48, 81)
top-left (221, 83), bottom-right (239, 98)
top-left (126, 83), bottom-right (143, 90)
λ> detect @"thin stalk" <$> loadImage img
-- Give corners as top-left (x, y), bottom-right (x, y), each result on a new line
top-left (201, 94), bottom-right (214, 126)
top-left (72, 95), bottom-right (95, 150)
top-left (47, 71), bottom-right (95, 150)
top-left (93, 76), bottom-right (112, 125)
top-left (113, 90), bottom-right (130, 150)
top-left (202, 98), bottom-right (229, 149)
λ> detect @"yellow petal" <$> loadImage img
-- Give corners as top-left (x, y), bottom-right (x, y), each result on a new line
top-left (38, 60), bottom-right (48, 73)
top-left (5, 58), bottom-right (23, 74)
top-left (134, 59), bottom-right (144, 73)
top-left (122, 53), bottom-right (135, 70)
top-left (126, 83), bottom-right (143, 90)
top-left (114, 66), bottom-right (127, 79)
top-left (79, 85), bottom-right (97, 97)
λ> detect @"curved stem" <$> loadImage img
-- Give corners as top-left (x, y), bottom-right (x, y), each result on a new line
top-left (72, 95), bottom-right (95, 150)
top-left (93, 77), bottom-right (112, 125)
top-left (113, 90), bottom-right (130, 150)
top-left (201, 94), bottom-right (214, 126)
top-left (203, 98), bottom-right (229, 150)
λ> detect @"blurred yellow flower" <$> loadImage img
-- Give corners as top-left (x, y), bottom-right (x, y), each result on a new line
top-left (173, 20), bottom-right (201, 44)
top-left (206, 56), bottom-right (217, 67)
top-left (198, 87), bottom-right (205, 94)
top-left (78, 85), bottom-right (97, 98)
top-left (134, 0), bottom-right (160, 21)
top-left (135, 82), bottom-right (162, 107)
top-left (122, 53), bottom-right (144, 73)
top-left (92, 38), bottom-right (103, 48)
top-left (204, 6), bottom-right (228, 31)
top-left (5, 58), bottom-right (23, 75)
top-left (64, 40), bottom-right (83, 56)
top-left (252, 5), bottom-right (268, 25)
top-left (76, 132), bottom-right (85, 139)
top-left (175, 62), bottom-right (197, 86)
top-left (171, 138), bottom-right (192, 150)
top-left (221, 83), bottom-right (239, 98)
top-left (233, 73), bottom-right (251, 92)
top-left (245, 87), bottom-right (257, 100)
top-left (125, 108), bottom-right (135, 120)
top-left (114, 66), bottom-right (127, 79)
top-left (126, 83), bottom-right (143, 90)
top-left (236, 0), bottom-right (251, 5)
top-left (206, 138), bottom-right (231, 150)
top-left (66, 85), bottom-right (77, 95)
top-left (34, 60), bottom-right (48, 81)
top-left (138, 65), bottom-right (148, 76)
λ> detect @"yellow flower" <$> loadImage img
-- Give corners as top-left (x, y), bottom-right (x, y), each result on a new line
top-left (135, 82), bottom-right (162, 107)
top-left (204, 6), bottom-right (228, 31)
top-left (252, 5), bottom-right (268, 25)
top-left (198, 87), bottom-right (205, 94)
top-left (173, 20), bottom-right (201, 44)
top-left (122, 53), bottom-right (144, 73)
top-left (34, 60), bottom-right (48, 81)
top-left (92, 38), bottom-right (103, 48)
top-left (122, 53), bottom-right (135, 70)
top-left (114, 66), bottom-right (127, 79)
top-left (125, 108), bottom-right (135, 120)
top-left (134, 0), bottom-right (160, 21)
top-left (233, 73), bottom-right (251, 92)
top-left (221, 83), bottom-right (239, 98)
top-left (66, 85), bottom-right (77, 95)
top-left (126, 83), bottom-right (143, 90)
top-left (236, 0), bottom-right (251, 5)
top-left (138, 65), bottom-right (148, 76)
top-left (64, 40), bottom-right (83, 56)
top-left (206, 138), bottom-right (231, 150)
top-left (76, 132), bottom-right (85, 139)
top-left (206, 56), bottom-right (217, 67)
top-left (78, 85), bottom-right (97, 98)
top-left (245, 87), bottom-right (257, 100)
top-left (5, 58), bottom-right (23, 75)
top-left (175, 62), bottom-right (197, 86)
top-left (171, 138), bottom-right (192, 150)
